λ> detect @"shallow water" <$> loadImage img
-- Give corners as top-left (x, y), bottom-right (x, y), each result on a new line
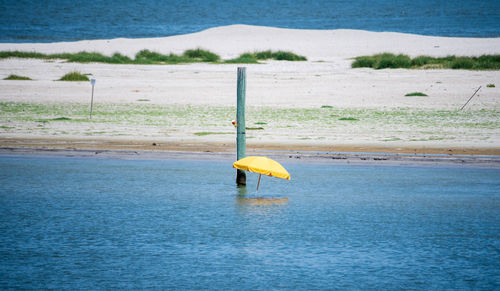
top-left (1, 0), bottom-right (499, 42)
top-left (0, 155), bottom-right (499, 289)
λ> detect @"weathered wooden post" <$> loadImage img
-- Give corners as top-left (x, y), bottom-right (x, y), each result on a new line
top-left (236, 67), bottom-right (247, 186)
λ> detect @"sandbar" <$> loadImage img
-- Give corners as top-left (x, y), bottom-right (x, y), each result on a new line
top-left (0, 25), bottom-right (499, 160)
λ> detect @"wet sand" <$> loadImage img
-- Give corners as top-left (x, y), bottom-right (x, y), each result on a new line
top-left (1, 138), bottom-right (499, 169)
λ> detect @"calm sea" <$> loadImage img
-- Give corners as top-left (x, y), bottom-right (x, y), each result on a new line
top-left (1, 154), bottom-right (499, 289)
top-left (0, 0), bottom-right (499, 43)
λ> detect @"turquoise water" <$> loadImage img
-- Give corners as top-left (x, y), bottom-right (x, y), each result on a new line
top-left (0, 0), bottom-right (499, 42)
top-left (1, 155), bottom-right (499, 289)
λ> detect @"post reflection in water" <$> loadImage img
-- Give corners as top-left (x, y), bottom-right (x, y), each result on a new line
top-left (235, 185), bottom-right (289, 206)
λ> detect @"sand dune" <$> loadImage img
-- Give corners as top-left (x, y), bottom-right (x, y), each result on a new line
top-left (1, 24), bottom-right (500, 60)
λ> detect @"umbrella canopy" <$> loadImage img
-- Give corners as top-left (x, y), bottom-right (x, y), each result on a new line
top-left (233, 156), bottom-right (291, 180)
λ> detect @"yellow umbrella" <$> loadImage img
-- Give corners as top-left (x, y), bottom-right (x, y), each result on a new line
top-left (233, 156), bottom-right (291, 190)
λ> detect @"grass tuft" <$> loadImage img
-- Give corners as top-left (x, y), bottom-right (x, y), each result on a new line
top-left (225, 50), bottom-right (307, 63)
top-left (183, 48), bottom-right (220, 62)
top-left (352, 53), bottom-right (500, 70)
top-left (65, 52), bottom-right (130, 63)
top-left (0, 51), bottom-right (49, 60)
top-left (376, 53), bottom-right (412, 69)
top-left (271, 51), bottom-right (307, 61)
top-left (245, 127), bottom-right (264, 130)
top-left (136, 50), bottom-right (182, 64)
top-left (351, 56), bottom-right (376, 68)
top-left (4, 74), bottom-right (32, 80)
top-left (194, 132), bottom-right (233, 136)
top-left (405, 92), bottom-right (428, 97)
top-left (224, 53), bottom-right (259, 64)
top-left (339, 117), bottom-right (359, 121)
top-left (59, 71), bottom-right (90, 81)
top-left (486, 84), bottom-right (495, 88)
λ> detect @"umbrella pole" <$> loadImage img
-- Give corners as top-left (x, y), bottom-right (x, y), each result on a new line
top-left (256, 174), bottom-right (261, 191)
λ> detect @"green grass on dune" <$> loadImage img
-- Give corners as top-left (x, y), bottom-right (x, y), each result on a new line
top-left (59, 71), bottom-right (89, 81)
top-left (224, 53), bottom-right (259, 64)
top-left (0, 51), bottom-right (49, 60)
top-left (2, 49), bottom-right (497, 69)
top-left (182, 48), bottom-right (221, 62)
top-left (255, 50), bottom-right (307, 61)
top-left (134, 50), bottom-right (190, 64)
top-left (4, 74), bottom-right (32, 80)
top-left (0, 49), bottom-right (306, 65)
top-left (224, 50), bottom-right (307, 63)
top-left (405, 92), bottom-right (428, 97)
top-left (352, 53), bottom-right (500, 70)
top-left (0, 50), bottom-right (212, 64)
top-left (67, 52), bottom-right (134, 64)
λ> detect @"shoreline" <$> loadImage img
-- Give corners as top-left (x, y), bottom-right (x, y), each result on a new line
top-left (1, 138), bottom-right (499, 168)
top-left (2, 137), bottom-right (500, 156)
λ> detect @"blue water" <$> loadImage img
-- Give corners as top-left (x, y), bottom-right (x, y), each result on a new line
top-left (1, 154), bottom-right (499, 289)
top-left (0, 0), bottom-right (499, 43)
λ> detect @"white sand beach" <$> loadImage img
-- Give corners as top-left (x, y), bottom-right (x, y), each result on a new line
top-left (0, 25), bottom-right (499, 155)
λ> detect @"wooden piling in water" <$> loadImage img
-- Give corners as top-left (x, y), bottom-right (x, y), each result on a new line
top-left (236, 67), bottom-right (247, 186)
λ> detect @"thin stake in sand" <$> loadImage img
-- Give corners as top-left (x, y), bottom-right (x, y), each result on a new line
top-left (460, 86), bottom-right (481, 111)
top-left (89, 78), bottom-right (96, 119)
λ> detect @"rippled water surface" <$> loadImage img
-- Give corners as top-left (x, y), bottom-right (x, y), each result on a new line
top-left (1, 155), bottom-right (499, 289)
top-left (0, 0), bottom-right (499, 42)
